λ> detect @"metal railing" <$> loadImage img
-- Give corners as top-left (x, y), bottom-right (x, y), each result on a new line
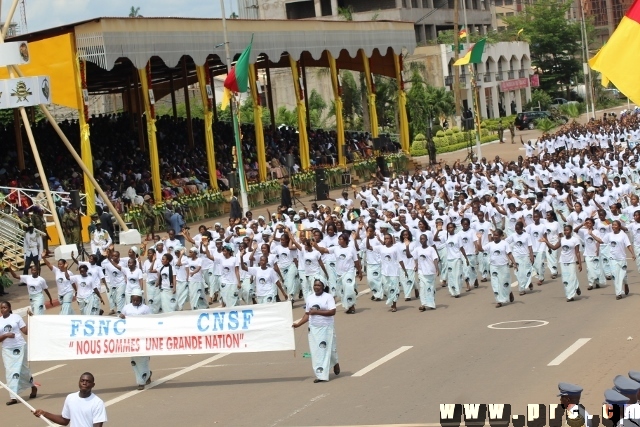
top-left (0, 186), bottom-right (87, 225)
top-left (0, 210), bottom-right (30, 270)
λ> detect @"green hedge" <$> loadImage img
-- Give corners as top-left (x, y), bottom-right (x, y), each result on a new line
top-left (436, 135), bottom-right (498, 154)
top-left (451, 126), bottom-right (460, 133)
top-left (436, 130), bottom-right (445, 137)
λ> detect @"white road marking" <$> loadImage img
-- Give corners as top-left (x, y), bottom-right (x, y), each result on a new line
top-left (352, 346), bottom-right (413, 377)
top-left (487, 320), bottom-right (549, 330)
top-left (511, 281), bottom-right (519, 288)
top-left (32, 364), bottom-right (66, 377)
top-left (547, 338), bottom-right (591, 366)
top-left (104, 353), bottom-right (228, 407)
top-left (268, 393), bottom-right (329, 427)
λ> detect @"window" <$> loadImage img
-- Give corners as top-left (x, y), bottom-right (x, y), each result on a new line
top-left (506, 12), bottom-right (514, 16)
top-left (494, 0), bottom-right (503, 5)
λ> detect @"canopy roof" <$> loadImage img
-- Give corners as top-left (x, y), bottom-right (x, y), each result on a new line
top-left (9, 17), bottom-right (416, 99)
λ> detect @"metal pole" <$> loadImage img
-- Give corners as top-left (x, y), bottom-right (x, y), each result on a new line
top-left (453, 0), bottom-right (462, 121)
top-left (220, 0), bottom-right (249, 212)
top-left (462, 0), bottom-right (469, 50)
top-left (577, 3), bottom-right (590, 119)
top-left (580, 1), bottom-right (596, 118)
top-left (470, 66), bottom-right (482, 159)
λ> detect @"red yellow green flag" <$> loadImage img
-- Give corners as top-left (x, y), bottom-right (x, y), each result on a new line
top-left (221, 35), bottom-right (253, 110)
top-left (454, 39), bottom-right (486, 66)
top-left (459, 26), bottom-right (467, 39)
top-left (589, 0), bottom-right (640, 104)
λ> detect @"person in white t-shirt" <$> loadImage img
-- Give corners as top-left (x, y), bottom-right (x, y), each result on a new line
top-left (41, 255), bottom-right (76, 315)
top-left (7, 263), bottom-right (53, 315)
top-left (412, 234), bottom-right (440, 311)
top-left (120, 289), bottom-right (152, 390)
top-left (1, 301), bottom-right (37, 406)
top-left (590, 220), bottom-right (636, 300)
top-left (292, 279), bottom-right (340, 383)
top-left (541, 224), bottom-right (583, 302)
top-left (34, 372), bottom-right (107, 426)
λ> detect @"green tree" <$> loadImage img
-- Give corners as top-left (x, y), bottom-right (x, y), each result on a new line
top-left (308, 89), bottom-right (327, 113)
top-left (276, 106), bottom-right (298, 128)
top-left (406, 71), bottom-right (429, 139)
top-left (374, 75), bottom-right (398, 132)
top-left (524, 89), bottom-right (553, 111)
top-left (535, 117), bottom-right (558, 134)
top-left (558, 103), bottom-right (580, 121)
top-left (128, 6), bottom-right (141, 17)
top-left (340, 71), bottom-right (362, 130)
top-left (337, 6), bottom-right (354, 21)
top-left (503, 0), bottom-right (581, 96)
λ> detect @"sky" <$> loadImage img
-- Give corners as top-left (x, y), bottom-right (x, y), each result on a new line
top-left (2, 0), bottom-right (240, 33)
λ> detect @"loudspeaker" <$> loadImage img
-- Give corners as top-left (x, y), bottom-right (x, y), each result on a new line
top-left (315, 169), bottom-right (329, 201)
top-left (227, 172), bottom-right (237, 190)
top-left (70, 190), bottom-right (81, 209)
top-left (376, 156), bottom-right (390, 178)
top-left (286, 154), bottom-right (295, 169)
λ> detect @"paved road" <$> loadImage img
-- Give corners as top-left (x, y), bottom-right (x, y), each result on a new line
top-left (3, 103), bottom-right (639, 426)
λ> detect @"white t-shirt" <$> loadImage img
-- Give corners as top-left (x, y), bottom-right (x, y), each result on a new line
top-left (121, 303), bottom-right (151, 316)
top-left (486, 240), bottom-right (511, 266)
top-left (247, 266), bottom-right (280, 297)
top-left (413, 246), bottom-right (439, 275)
top-left (375, 244), bottom-right (401, 277)
top-left (174, 255), bottom-right (189, 282)
top-left (0, 313), bottom-right (26, 348)
top-left (19, 275), bottom-right (47, 295)
top-left (53, 266), bottom-right (74, 296)
top-left (603, 232), bottom-right (631, 261)
top-left (124, 268), bottom-right (143, 294)
top-left (71, 274), bottom-right (98, 299)
top-left (103, 260), bottom-right (127, 287)
top-left (187, 257), bottom-right (203, 282)
top-left (559, 236), bottom-right (581, 263)
top-left (506, 232), bottom-right (532, 258)
top-left (305, 292), bottom-right (336, 327)
top-left (61, 392), bottom-right (108, 427)
top-left (218, 255), bottom-right (239, 284)
top-left (301, 249), bottom-right (323, 275)
top-left (79, 262), bottom-right (104, 288)
top-left (328, 246), bottom-right (358, 276)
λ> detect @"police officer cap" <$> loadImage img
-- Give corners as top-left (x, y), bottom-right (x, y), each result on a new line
top-left (629, 371), bottom-right (640, 383)
top-left (604, 389), bottom-right (629, 405)
top-left (613, 375), bottom-right (640, 395)
top-left (131, 288), bottom-right (143, 297)
top-left (558, 382), bottom-right (583, 396)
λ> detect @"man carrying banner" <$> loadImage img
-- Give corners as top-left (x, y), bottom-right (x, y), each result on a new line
top-left (120, 289), bottom-right (152, 390)
top-left (33, 372), bottom-right (107, 426)
top-left (292, 279), bottom-right (340, 383)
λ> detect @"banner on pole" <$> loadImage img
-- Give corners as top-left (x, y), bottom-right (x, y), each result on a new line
top-left (28, 302), bottom-right (295, 361)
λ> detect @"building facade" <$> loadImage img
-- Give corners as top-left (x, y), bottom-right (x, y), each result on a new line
top-left (249, 0), bottom-right (493, 45)
top-left (412, 41), bottom-right (534, 119)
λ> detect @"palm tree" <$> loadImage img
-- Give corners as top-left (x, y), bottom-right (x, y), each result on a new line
top-left (558, 103), bottom-right (580, 122)
top-left (129, 6), bottom-right (141, 17)
top-left (535, 117), bottom-right (557, 134)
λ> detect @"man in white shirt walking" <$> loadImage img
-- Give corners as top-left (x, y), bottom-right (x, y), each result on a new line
top-left (120, 288), bottom-right (153, 390)
top-left (33, 372), bottom-right (107, 426)
top-left (22, 225), bottom-right (42, 277)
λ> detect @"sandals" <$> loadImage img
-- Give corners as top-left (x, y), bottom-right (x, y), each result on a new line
top-left (509, 292), bottom-right (515, 302)
top-left (333, 363), bottom-right (340, 375)
top-left (313, 379), bottom-right (327, 383)
top-left (418, 306), bottom-right (426, 312)
top-left (390, 307), bottom-right (397, 312)
top-left (528, 283), bottom-right (533, 291)
top-left (346, 307), bottom-right (355, 314)
top-left (6, 399), bottom-right (18, 406)
top-left (29, 387), bottom-right (37, 399)
top-left (146, 371), bottom-right (152, 385)
top-left (495, 303), bottom-right (502, 308)
top-left (576, 288), bottom-right (581, 296)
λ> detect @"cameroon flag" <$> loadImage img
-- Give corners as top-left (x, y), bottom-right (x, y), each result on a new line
top-left (454, 38), bottom-right (486, 66)
top-left (221, 36), bottom-right (253, 110)
top-left (459, 26), bottom-right (467, 39)
top-left (589, 0), bottom-right (640, 105)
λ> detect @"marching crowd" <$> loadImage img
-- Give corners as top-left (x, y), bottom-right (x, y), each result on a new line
top-left (4, 107), bottom-right (640, 397)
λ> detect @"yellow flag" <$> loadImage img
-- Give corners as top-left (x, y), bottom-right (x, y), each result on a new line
top-left (601, 74), bottom-right (610, 87)
top-left (221, 87), bottom-right (232, 110)
top-left (517, 28), bottom-right (524, 36)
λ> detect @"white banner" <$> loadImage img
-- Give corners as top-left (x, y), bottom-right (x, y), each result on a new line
top-left (1, 76), bottom-right (51, 109)
top-left (0, 42), bottom-right (30, 67)
top-left (28, 302), bottom-right (295, 361)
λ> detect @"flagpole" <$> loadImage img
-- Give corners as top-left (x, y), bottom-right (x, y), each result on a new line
top-left (469, 66), bottom-right (482, 159)
top-left (220, 0), bottom-right (249, 212)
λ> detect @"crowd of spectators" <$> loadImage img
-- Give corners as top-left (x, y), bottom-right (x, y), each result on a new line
top-left (0, 112), bottom-right (396, 213)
